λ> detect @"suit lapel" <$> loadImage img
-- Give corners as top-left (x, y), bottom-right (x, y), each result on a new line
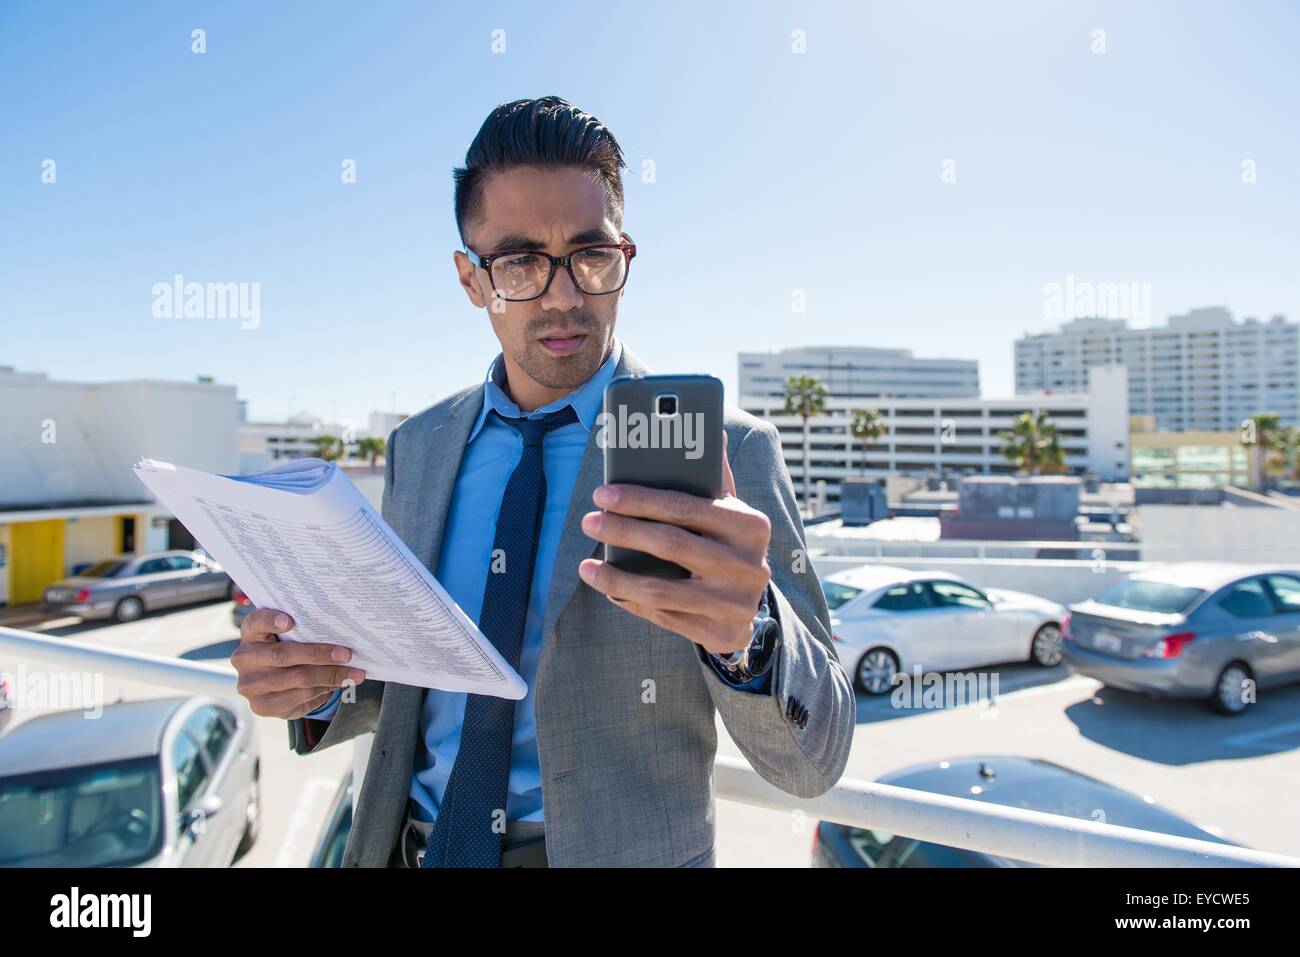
top-left (541, 341), bottom-right (651, 640)
top-left (403, 386), bottom-right (484, 576)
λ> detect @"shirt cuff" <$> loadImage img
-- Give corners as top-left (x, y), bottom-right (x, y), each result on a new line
top-left (305, 689), bottom-right (343, 721)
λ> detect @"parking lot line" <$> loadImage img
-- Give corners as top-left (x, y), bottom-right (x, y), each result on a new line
top-left (274, 777), bottom-right (339, 867)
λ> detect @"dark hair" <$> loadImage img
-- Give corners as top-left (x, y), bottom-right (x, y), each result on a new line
top-left (453, 96), bottom-right (628, 246)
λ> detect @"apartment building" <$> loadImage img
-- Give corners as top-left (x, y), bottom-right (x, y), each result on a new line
top-left (1015, 307), bottom-right (1299, 431)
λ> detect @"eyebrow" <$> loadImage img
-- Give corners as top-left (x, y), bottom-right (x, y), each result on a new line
top-left (487, 226), bottom-right (617, 253)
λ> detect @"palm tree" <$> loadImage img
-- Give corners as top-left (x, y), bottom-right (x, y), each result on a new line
top-left (997, 411), bottom-right (1066, 476)
top-left (356, 436), bottom-right (387, 467)
top-left (782, 373), bottom-right (829, 515)
top-left (1285, 427), bottom-right (1300, 483)
top-left (850, 408), bottom-right (885, 474)
top-left (311, 434), bottom-right (343, 461)
top-left (1247, 413), bottom-right (1288, 488)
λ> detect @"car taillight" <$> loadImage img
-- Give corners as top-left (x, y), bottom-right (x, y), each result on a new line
top-left (75, 588), bottom-right (91, 603)
top-left (1142, 631), bottom-right (1196, 659)
top-left (234, 590), bottom-right (251, 606)
top-left (831, 633), bottom-right (842, 643)
top-left (1060, 611), bottom-right (1073, 641)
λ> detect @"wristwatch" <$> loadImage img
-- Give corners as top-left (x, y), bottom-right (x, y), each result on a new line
top-left (711, 584), bottom-right (781, 683)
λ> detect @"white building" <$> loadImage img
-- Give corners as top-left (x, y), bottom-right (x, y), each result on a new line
top-left (369, 410), bottom-right (408, 440)
top-left (237, 410), bottom-right (405, 474)
top-left (0, 366), bottom-right (239, 606)
top-left (739, 346), bottom-right (980, 401)
top-left (1015, 307), bottom-right (1299, 431)
top-left (741, 366), bottom-right (1130, 506)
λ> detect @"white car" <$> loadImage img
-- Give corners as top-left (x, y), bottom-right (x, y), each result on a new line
top-left (821, 565), bottom-right (1068, 694)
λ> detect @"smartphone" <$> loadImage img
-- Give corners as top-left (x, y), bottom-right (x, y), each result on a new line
top-left (600, 373), bottom-right (724, 579)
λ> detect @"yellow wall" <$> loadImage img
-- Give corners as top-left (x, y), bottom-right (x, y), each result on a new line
top-left (9, 519), bottom-right (66, 605)
top-left (65, 515), bottom-right (120, 571)
top-left (0, 524), bottom-right (8, 606)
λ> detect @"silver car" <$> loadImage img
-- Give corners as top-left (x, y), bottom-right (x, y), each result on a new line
top-left (43, 550), bottom-right (234, 623)
top-left (1063, 562), bottom-right (1300, 714)
top-left (0, 671), bottom-right (13, 735)
top-left (0, 696), bottom-right (261, 867)
top-left (822, 565), bottom-right (1068, 694)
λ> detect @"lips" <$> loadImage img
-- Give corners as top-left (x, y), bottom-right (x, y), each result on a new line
top-left (538, 331), bottom-right (588, 355)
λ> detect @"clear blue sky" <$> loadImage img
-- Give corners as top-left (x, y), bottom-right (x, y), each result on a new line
top-left (3, 0), bottom-right (1297, 425)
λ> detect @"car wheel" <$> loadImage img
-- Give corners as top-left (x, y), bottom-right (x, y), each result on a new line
top-left (1210, 663), bottom-right (1253, 716)
top-left (856, 648), bottom-right (900, 695)
top-left (1030, 623), bottom-right (1063, 666)
top-left (113, 596), bottom-right (144, 623)
top-left (235, 764), bottom-right (261, 860)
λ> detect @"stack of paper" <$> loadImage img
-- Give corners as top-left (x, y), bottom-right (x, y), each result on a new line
top-left (133, 457), bottom-right (525, 699)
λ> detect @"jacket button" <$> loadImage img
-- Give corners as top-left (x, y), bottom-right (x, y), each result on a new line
top-left (785, 696), bottom-right (809, 729)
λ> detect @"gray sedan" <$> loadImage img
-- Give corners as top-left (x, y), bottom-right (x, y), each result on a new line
top-left (0, 696), bottom-right (261, 867)
top-left (43, 550), bottom-right (234, 623)
top-left (1062, 562), bottom-right (1300, 714)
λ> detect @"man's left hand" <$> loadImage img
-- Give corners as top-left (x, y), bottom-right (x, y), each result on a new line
top-left (578, 432), bottom-right (772, 655)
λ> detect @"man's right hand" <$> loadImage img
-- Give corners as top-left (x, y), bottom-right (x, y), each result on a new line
top-left (232, 608), bottom-right (365, 720)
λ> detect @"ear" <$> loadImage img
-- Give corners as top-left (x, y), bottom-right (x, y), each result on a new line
top-left (455, 250), bottom-right (488, 309)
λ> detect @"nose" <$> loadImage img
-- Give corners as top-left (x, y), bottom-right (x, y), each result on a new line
top-left (539, 261), bottom-right (584, 311)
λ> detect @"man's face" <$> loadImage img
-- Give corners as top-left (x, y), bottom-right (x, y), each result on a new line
top-left (457, 165), bottom-right (628, 394)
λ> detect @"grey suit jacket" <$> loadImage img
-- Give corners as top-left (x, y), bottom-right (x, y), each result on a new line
top-left (287, 341), bottom-right (855, 866)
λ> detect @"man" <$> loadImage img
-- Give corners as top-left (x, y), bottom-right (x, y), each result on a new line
top-left (231, 96), bottom-right (855, 868)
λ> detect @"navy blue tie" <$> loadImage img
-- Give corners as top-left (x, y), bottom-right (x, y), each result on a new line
top-left (421, 404), bottom-right (578, 867)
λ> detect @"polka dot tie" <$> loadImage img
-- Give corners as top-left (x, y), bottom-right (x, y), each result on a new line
top-left (421, 404), bottom-right (579, 867)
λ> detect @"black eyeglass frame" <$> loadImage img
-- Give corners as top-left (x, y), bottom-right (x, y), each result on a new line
top-left (464, 236), bottom-right (637, 301)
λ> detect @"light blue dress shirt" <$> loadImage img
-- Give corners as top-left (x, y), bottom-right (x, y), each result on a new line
top-left (305, 334), bottom-right (768, 824)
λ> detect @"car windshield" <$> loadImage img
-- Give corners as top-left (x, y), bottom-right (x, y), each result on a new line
top-left (0, 757), bottom-right (164, 867)
top-left (1094, 578), bottom-right (1206, 615)
top-left (822, 581), bottom-right (864, 611)
top-left (80, 560), bottom-right (128, 579)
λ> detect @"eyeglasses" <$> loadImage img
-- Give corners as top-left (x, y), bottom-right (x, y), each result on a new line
top-left (464, 238), bottom-right (636, 302)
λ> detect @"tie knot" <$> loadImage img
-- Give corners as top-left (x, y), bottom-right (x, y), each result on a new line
top-left (500, 404), bottom-right (579, 446)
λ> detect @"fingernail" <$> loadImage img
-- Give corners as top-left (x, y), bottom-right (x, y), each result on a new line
top-left (275, 614), bottom-right (289, 630)
top-left (594, 485), bottom-right (617, 507)
top-left (584, 512), bottom-right (603, 532)
top-left (348, 670), bottom-right (366, 683)
top-left (578, 561), bottom-right (595, 582)
top-left (331, 647), bottom-right (350, 663)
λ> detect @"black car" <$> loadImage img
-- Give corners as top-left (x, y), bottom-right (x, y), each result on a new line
top-left (813, 755), bottom-right (1238, 867)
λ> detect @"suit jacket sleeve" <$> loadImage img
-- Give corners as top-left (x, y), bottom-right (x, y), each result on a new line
top-left (694, 420), bottom-right (856, 798)
top-left (286, 425), bottom-right (400, 755)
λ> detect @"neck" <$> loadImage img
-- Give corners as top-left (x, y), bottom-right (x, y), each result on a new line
top-left (500, 341), bottom-right (614, 413)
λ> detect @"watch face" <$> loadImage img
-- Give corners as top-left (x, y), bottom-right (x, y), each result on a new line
top-left (748, 618), bottom-right (781, 676)
top-left (756, 617), bottom-right (780, 648)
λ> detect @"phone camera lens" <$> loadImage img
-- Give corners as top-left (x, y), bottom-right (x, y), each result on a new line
top-left (656, 394), bottom-right (678, 416)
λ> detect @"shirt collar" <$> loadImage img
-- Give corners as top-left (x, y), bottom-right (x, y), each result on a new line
top-left (469, 334), bottom-right (623, 442)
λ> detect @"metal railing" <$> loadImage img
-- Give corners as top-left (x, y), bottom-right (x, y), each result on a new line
top-left (3, 624), bottom-right (1297, 868)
